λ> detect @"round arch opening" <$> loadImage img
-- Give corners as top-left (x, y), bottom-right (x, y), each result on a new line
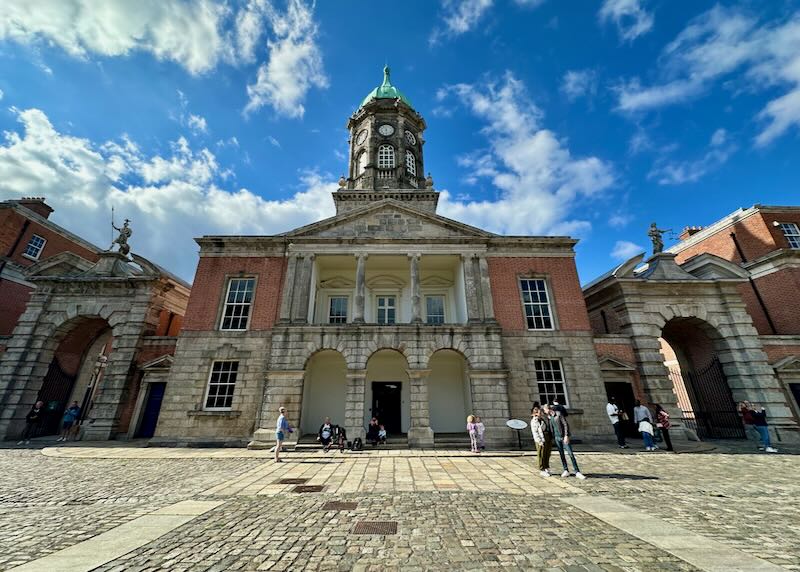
top-left (427, 349), bottom-right (471, 433)
top-left (300, 350), bottom-right (347, 436)
top-left (365, 349), bottom-right (409, 435)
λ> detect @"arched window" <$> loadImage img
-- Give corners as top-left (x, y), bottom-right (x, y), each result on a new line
top-left (357, 151), bottom-right (367, 175)
top-left (405, 150), bottom-right (416, 177)
top-left (378, 145), bottom-right (395, 169)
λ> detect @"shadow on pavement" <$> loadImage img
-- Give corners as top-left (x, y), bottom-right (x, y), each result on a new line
top-left (587, 473), bottom-right (659, 480)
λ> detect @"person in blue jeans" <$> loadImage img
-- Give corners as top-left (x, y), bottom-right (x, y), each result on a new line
top-left (750, 405), bottom-right (778, 453)
top-left (275, 406), bottom-right (293, 462)
top-left (546, 403), bottom-right (586, 480)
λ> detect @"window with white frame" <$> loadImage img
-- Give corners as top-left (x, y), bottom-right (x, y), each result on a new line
top-left (533, 359), bottom-right (568, 406)
top-left (376, 296), bottom-right (396, 324)
top-left (23, 234), bottom-right (46, 260)
top-left (220, 278), bottom-right (255, 331)
top-left (779, 222), bottom-right (800, 249)
top-left (425, 295), bottom-right (445, 324)
top-left (204, 361), bottom-right (239, 410)
top-left (357, 151), bottom-right (367, 175)
top-left (378, 145), bottom-right (395, 169)
top-left (405, 150), bottom-right (416, 177)
top-left (328, 296), bottom-right (348, 324)
top-left (520, 278), bottom-right (553, 330)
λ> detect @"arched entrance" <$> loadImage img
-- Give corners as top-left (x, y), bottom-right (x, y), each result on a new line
top-left (427, 349), bottom-right (470, 433)
top-left (365, 349), bottom-right (409, 435)
top-left (659, 317), bottom-right (744, 439)
top-left (300, 350), bottom-right (347, 436)
top-left (36, 317), bottom-right (112, 437)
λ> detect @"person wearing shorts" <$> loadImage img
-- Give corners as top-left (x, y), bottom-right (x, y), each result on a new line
top-left (275, 406), bottom-right (291, 462)
top-left (57, 401), bottom-right (81, 442)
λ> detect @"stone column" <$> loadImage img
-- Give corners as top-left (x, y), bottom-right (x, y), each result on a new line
top-left (409, 253), bottom-right (422, 323)
top-left (353, 253), bottom-right (367, 323)
top-left (407, 368), bottom-right (434, 447)
top-left (291, 255), bottom-right (314, 324)
top-left (461, 254), bottom-right (482, 323)
top-left (249, 370), bottom-right (305, 449)
top-left (468, 370), bottom-right (513, 447)
top-left (345, 369), bottom-right (367, 440)
top-left (477, 255), bottom-right (496, 322)
top-left (278, 254), bottom-right (299, 323)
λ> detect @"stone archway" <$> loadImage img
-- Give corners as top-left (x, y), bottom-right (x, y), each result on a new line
top-left (364, 349), bottom-right (410, 435)
top-left (659, 317), bottom-right (745, 439)
top-left (427, 349), bottom-right (470, 433)
top-left (300, 350), bottom-right (347, 436)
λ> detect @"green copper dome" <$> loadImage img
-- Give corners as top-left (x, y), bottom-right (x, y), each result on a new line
top-left (360, 66), bottom-right (413, 109)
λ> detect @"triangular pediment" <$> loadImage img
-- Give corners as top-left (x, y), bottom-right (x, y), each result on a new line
top-left (140, 354), bottom-right (174, 371)
top-left (24, 252), bottom-right (94, 278)
top-left (681, 253), bottom-right (750, 280)
top-left (772, 355), bottom-right (800, 372)
top-left (597, 355), bottom-right (637, 371)
top-left (420, 275), bottom-right (453, 287)
top-left (282, 199), bottom-right (494, 239)
top-left (320, 276), bottom-right (355, 289)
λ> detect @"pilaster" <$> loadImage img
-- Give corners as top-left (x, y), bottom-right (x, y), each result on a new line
top-left (406, 368), bottom-right (434, 447)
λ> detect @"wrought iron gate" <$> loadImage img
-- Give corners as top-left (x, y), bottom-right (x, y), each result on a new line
top-left (668, 356), bottom-right (745, 439)
top-left (37, 358), bottom-right (77, 436)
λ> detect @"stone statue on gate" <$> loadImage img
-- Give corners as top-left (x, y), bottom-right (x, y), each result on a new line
top-left (648, 222), bottom-right (670, 255)
top-left (112, 218), bottom-right (133, 256)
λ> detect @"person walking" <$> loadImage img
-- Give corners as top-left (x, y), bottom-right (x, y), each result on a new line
top-left (606, 397), bottom-right (628, 448)
top-left (530, 404), bottom-right (553, 477)
top-left (18, 401), bottom-right (45, 445)
top-left (275, 406), bottom-right (293, 463)
top-left (467, 415), bottom-right (479, 453)
top-left (57, 401), bottom-right (81, 442)
top-left (548, 404), bottom-right (586, 479)
top-left (633, 400), bottom-right (656, 451)
top-left (750, 405), bottom-right (778, 453)
top-left (475, 415), bottom-right (486, 450)
top-left (739, 401), bottom-right (761, 448)
top-left (654, 404), bottom-right (674, 452)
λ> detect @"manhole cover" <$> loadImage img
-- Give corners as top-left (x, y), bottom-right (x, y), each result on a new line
top-left (322, 501), bottom-right (358, 511)
top-left (275, 478), bottom-right (308, 485)
top-left (352, 521), bottom-right (397, 535)
top-left (292, 485), bottom-right (325, 493)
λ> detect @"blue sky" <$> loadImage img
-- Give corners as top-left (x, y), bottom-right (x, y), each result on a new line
top-left (1, 1), bottom-right (799, 284)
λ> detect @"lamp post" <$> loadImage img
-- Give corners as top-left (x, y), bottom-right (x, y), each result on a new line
top-left (77, 354), bottom-right (108, 437)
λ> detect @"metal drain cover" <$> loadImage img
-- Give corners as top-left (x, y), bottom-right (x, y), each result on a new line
top-left (275, 478), bottom-right (308, 485)
top-left (352, 521), bottom-right (397, 535)
top-left (322, 501), bottom-right (358, 511)
top-left (292, 485), bottom-right (325, 493)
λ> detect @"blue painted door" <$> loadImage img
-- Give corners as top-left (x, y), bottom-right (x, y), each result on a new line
top-left (136, 383), bottom-right (166, 438)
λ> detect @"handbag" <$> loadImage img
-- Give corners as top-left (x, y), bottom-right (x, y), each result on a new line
top-left (620, 411), bottom-right (629, 421)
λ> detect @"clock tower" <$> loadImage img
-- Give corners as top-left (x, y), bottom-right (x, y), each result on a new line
top-left (335, 66), bottom-right (438, 214)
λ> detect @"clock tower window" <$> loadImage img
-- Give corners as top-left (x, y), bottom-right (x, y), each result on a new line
top-left (378, 145), bottom-right (395, 169)
top-left (405, 150), bottom-right (416, 177)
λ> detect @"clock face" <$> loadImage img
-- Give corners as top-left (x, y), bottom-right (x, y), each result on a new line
top-left (378, 124), bottom-right (394, 137)
top-left (404, 130), bottom-right (416, 145)
top-left (356, 130), bottom-right (367, 145)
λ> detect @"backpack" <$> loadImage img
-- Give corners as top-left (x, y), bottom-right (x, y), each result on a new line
top-left (352, 437), bottom-right (363, 451)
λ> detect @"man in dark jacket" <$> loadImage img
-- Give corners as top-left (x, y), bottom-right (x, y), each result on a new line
top-left (18, 401), bottom-right (45, 445)
top-left (750, 405), bottom-right (778, 453)
top-left (547, 403), bottom-right (586, 479)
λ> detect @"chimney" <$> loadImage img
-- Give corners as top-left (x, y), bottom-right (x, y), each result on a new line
top-left (679, 226), bottom-right (703, 241)
top-left (16, 197), bottom-right (54, 219)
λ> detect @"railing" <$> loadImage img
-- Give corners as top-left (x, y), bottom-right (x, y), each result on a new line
top-left (408, 178), bottom-right (418, 188)
top-left (376, 169), bottom-right (395, 180)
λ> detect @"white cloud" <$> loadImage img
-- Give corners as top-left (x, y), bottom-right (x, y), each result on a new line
top-left (435, 73), bottom-right (615, 236)
top-left (0, 0), bottom-right (232, 74)
top-left (611, 240), bottom-right (644, 260)
top-left (615, 6), bottom-right (800, 145)
top-left (244, 0), bottom-right (327, 118)
top-left (0, 107), bottom-right (337, 281)
top-left (267, 135), bottom-right (281, 147)
top-left (561, 69), bottom-right (597, 101)
top-left (187, 114), bottom-right (208, 134)
top-left (599, 0), bottom-right (654, 42)
top-left (430, 0), bottom-right (493, 45)
top-left (514, 0), bottom-right (546, 6)
top-left (0, 88), bottom-right (4, 100)
top-left (608, 212), bottom-right (633, 228)
top-left (648, 128), bottom-right (736, 185)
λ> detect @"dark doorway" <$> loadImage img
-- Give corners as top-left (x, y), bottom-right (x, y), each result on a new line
top-left (38, 359), bottom-right (77, 436)
top-left (135, 382), bottom-right (166, 438)
top-left (371, 382), bottom-right (402, 434)
top-left (790, 384), bottom-right (800, 420)
top-left (604, 381), bottom-right (638, 438)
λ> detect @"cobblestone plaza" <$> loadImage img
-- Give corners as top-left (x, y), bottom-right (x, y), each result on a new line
top-left (0, 444), bottom-right (797, 571)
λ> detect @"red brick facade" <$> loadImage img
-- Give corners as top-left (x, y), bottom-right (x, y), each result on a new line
top-left (0, 280), bottom-right (32, 336)
top-left (182, 256), bottom-right (286, 331)
top-left (487, 257), bottom-right (592, 332)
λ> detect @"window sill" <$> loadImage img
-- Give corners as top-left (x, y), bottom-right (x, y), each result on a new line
top-left (21, 253), bottom-right (41, 262)
top-left (188, 410), bottom-right (242, 418)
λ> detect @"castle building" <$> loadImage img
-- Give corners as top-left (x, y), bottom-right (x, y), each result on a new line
top-left (154, 68), bottom-right (611, 447)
